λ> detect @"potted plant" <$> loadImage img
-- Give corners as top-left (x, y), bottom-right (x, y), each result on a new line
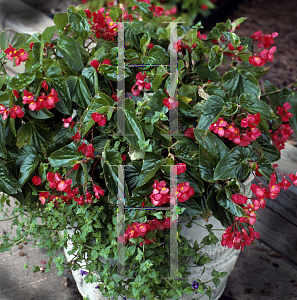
top-left (0, 1), bottom-right (296, 300)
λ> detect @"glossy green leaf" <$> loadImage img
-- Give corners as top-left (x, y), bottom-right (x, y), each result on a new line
top-left (208, 45), bottom-right (223, 71)
top-left (18, 153), bottom-right (39, 187)
top-left (116, 98), bottom-right (145, 149)
top-left (56, 36), bottom-right (84, 74)
top-left (48, 142), bottom-right (84, 168)
top-left (239, 93), bottom-right (277, 122)
top-left (207, 191), bottom-right (234, 228)
top-left (16, 120), bottom-right (53, 152)
top-left (0, 118), bottom-right (7, 159)
top-left (257, 157), bottom-right (275, 180)
top-left (47, 67), bottom-right (72, 115)
top-left (222, 69), bottom-right (261, 98)
top-left (142, 89), bottom-right (167, 119)
top-left (256, 135), bottom-right (280, 162)
top-left (142, 45), bottom-right (169, 65)
top-left (124, 21), bottom-right (145, 50)
top-left (217, 189), bottom-right (246, 217)
top-left (198, 94), bottom-right (226, 130)
top-left (67, 75), bottom-right (92, 108)
top-left (140, 32), bottom-right (151, 55)
top-left (0, 162), bottom-right (22, 195)
top-left (194, 64), bottom-right (222, 82)
top-left (53, 13), bottom-right (68, 33)
top-left (67, 6), bottom-right (89, 38)
top-left (7, 73), bottom-right (36, 90)
top-left (178, 198), bottom-right (202, 217)
top-left (194, 129), bottom-right (229, 181)
top-left (27, 108), bottom-right (54, 119)
top-left (213, 146), bottom-right (250, 180)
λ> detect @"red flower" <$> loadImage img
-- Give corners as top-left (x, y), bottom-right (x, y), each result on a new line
top-left (172, 163), bottom-right (186, 175)
top-left (12, 90), bottom-right (19, 98)
top-left (15, 49), bottom-right (28, 66)
top-left (93, 185), bottom-right (105, 199)
top-left (85, 192), bottom-right (93, 204)
top-left (250, 184), bottom-right (266, 198)
top-left (231, 193), bottom-right (248, 204)
top-left (149, 5), bottom-right (164, 16)
top-left (73, 163), bottom-right (81, 170)
top-left (121, 154), bottom-right (126, 161)
top-left (4, 44), bottom-right (17, 60)
top-left (150, 180), bottom-right (170, 206)
top-left (45, 89), bottom-right (59, 110)
top-left (197, 31), bottom-right (207, 40)
top-left (42, 80), bottom-right (48, 91)
top-left (163, 97), bottom-right (179, 110)
top-left (147, 43), bottom-right (154, 49)
top-left (0, 105), bottom-right (8, 120)
top-left (249, 55), bottom-right (266, 67)
top-left (62, 117), bottom-right (74, 128)
top-left (102, 59), bottom-right (111, 65)
top-left (201, 4), bottom-right (208, 10)
top-left (56, 179), bottom-right (72, 192)
top-left (176, 182), bottom-right (194, 202)
top-left (71, 132), bottom-right (81, 141)
top-left (39, 192), bottom-right (50, 204)
top-left (184, 127), bottom-right (195, 139)
top-left (8, 105), bottom-right (24, 119)
top-left (90, 59), bottom-right (100, 71)
top-left (91, 112), bottom-right (106, 126)
top-left (32, 176), bottom-right (42, 186)
top-left (165, 6), bottom-right (177, 16)
top-left (84, 9), bottom-right (92, 18)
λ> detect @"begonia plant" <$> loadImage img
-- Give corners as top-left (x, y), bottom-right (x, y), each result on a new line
top-left (0, 1), bottom-right (297, 299)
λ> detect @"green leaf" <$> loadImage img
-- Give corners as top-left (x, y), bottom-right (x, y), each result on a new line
top-left (213, 146), bottom-right (250, 180)
top-left (140, 32), bottom-right (151, 55)
top-left (42, 26), bottom-right (57, 43)
top-left (48, 142), bottom-right (84, 168)
top-left (194, 129), bottom-right (229, 181)
top-left (0, 162), bottom-right (22, 195)
top-left (67, 6), bottom-right (89, 38)
top-left (27, 108), bottom-right (54, 119)
top-left (257, 157), bottom-right (275, 179)
top-left (18, 153), bottom-right (40, 187)
top-left (194, 64), bottom-right (222, 82)
top-left (279, 88), bottom-right (297, 134)
top-left (56, 36), bottom-right (84, 74)
top-left (178, 198), bottom-right (202, 216)
top-left (208, 45), bottom-right (223, 71)
top-left (142, 45), bottom-right (169, 65)
top-left (16, 121), bottom-right (53, 152)
top-left (102, 150), bottom-right (122, 199)
top-left (67, 75), bottom-right (92, 108)
top-left (217, 189), bottom-right (246, 217)
top-left (207, 191), bottom-right (234, 228)
top-left (239, 93), bottom-right (277, 122)
top-left (7, 73), bottom-right (36, 90)
top-left (256, 135), bottom-right (280, 162)
top-left (54, 13), bottom-right (68, 33)
top-left (0, 118), bottom-right (7, 159)
top-left (124, 21), bottom-right (145, 50)
top-left (132, 152), bottom-right (163, 196)
top-left (47, 67), bottom-right (72, 115)
top-left (142, 89), bottom-right (167, 119)
top-left (222, 69), bottom-right (261, 98)
top-left (198, 94), bottom-right (226, 130)
top-left (115, 98), bottom-right (145, 149)
top-left (81, 92), bottom-right (113, 136)
top-left (222, 32), bottom-right (240, 45)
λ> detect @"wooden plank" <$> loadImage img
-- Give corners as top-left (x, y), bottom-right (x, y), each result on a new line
top-left (255, 206), bottom-right (297, 264)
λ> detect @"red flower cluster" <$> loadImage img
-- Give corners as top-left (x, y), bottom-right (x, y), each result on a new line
top-left (184, 127), bottom-right (195, 139)
top-left (91, 112), bottom-right (106, 126)
top-left (249, 46), bottom-right (276, 67)
top-left (131, 72), bottom-right (151, 96)
top-left (0, 104), bottom-right (24, 120)
top-left (22, 88), bottom-right (59, 111)
top-left (4, 44), bottom-right (28, 66)
top-left (163, 97), bottom-right (179, 110)
top-left (149, 180), bottom-right (194, 206)
top-left (150, 180), bottom-right (170, 206)
top-left (164, 6), bottom-right (177, 16)
top-left (78, 143), bottom-right (95, 159)
top-left (277, 102), bottom-right (293, 122)
top-left (47, 172), bottom-right (72, 192)
top-left (93, 185), bottom-right (105, 199)
top-left (270, 103), bottom-right (294, 151)
top-left (62, 117), bottom-right (75, 128)
top-left (209, 115), bottom-right (261, 147)
top-left (172, 163), bottom-right (186, 175)
top-left (123, 217), bottom-right (173, 245)
top-left (197, 31), bottom-right (207, 40)
top-left (90, 8), bottom-right (118, 41)
top-left (149, 5), bottom-right (164, 16)
top-left (251, 31), bottom-right (278, 48)
top-left (221, 224), bottom-right (260, 251)
top-left (90, 58), bottom-right (111, 71)
top-left (174, 40), bottom-right (196, 53)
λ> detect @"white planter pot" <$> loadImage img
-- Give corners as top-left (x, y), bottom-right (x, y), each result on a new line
top-left (65, 175), bottom-right (254, 300)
